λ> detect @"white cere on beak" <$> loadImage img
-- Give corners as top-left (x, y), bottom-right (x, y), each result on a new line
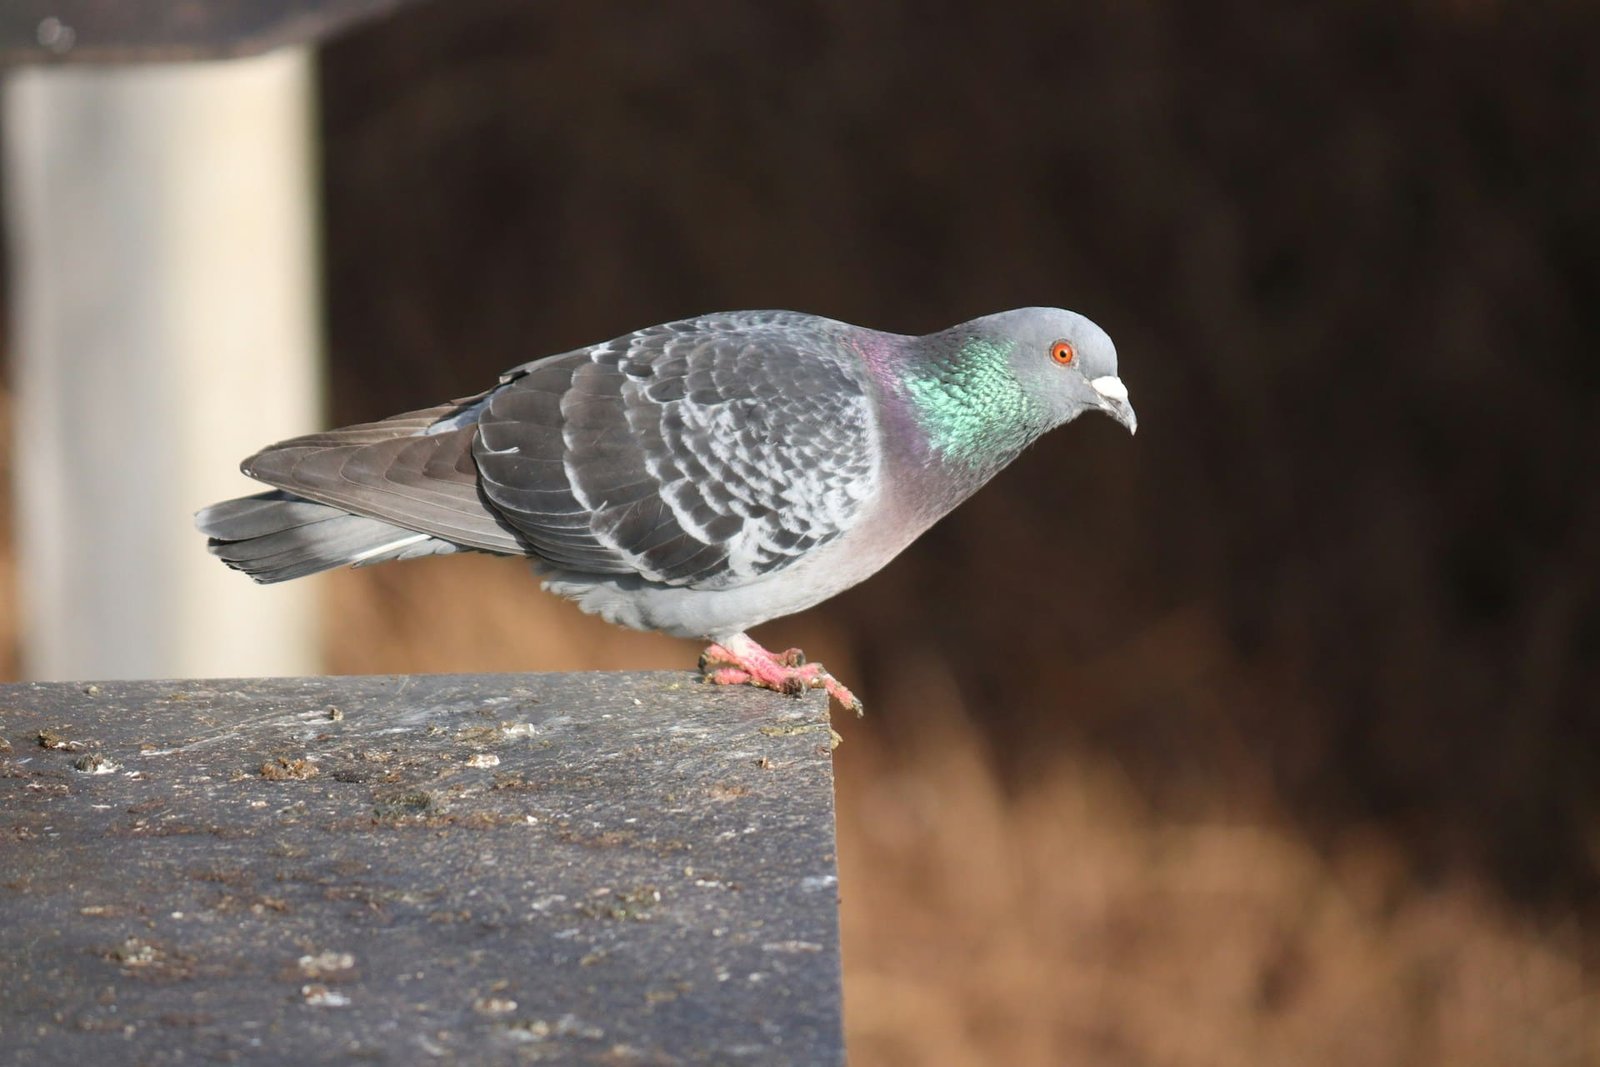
top-left (1090, 376), bottom-right (1129, 403)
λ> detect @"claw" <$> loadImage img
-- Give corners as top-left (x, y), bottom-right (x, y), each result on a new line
top-left (698, 633), bottom-right (864, 716)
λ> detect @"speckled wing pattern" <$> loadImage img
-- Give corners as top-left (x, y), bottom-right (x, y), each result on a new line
top-left (237, 312), bottom-right (879, 590)
top-left (474, 312), bottom-right (878, 589)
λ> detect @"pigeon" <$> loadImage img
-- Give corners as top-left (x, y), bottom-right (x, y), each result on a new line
top-left (197, 308), bottom-right (1136, 713)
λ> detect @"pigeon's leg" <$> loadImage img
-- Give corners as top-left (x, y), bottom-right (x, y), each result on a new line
top-left (700, 632), bottom-right (864, 716)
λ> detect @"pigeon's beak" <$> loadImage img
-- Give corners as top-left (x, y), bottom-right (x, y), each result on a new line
top-left (1090, 376), bottom-right (1137, 435)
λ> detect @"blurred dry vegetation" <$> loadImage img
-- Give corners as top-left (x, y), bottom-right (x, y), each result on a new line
top-left (6, 0), bottom-right (1600, 1062)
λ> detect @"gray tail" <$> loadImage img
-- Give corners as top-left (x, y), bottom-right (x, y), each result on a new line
top-left (196, 491), bottom-right (462, 584)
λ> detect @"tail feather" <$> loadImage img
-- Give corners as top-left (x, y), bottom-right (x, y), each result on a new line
top-left (197, 491), bottom-right (465, 584)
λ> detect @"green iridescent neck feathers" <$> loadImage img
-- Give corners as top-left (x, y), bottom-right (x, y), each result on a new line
top-left (901, 337), bottom-right (1051, 468)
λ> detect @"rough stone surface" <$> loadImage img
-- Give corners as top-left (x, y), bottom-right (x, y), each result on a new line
top-left (0, 671), bottom-right (843, 1065)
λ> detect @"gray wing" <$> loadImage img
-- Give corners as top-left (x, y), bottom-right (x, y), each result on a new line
top-left (475, 312), bottom-right (879, 589)
top-left (234, 312), bottom-right (880, 589)
top-left (238, 398), bottom-right (531, 554)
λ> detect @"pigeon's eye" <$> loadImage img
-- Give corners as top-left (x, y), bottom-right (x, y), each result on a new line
top-left (1050, 340), bottom-right (1076, 366)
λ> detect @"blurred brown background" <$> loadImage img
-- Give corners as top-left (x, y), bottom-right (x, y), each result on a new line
top-left (5, 0), bottom-right (1599, 1062)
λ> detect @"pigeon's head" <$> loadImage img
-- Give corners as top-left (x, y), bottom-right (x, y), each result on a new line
top-left (972, 306), bottom-right (1137, 435)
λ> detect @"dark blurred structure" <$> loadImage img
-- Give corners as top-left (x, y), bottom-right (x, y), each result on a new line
top-left (0, 0), bottom-right (426, 61)
top-left (317, 0), bottom-right (1598, 912)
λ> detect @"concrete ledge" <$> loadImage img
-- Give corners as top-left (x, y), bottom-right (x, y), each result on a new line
top-left (0, 671), bottom-right (843, 1065)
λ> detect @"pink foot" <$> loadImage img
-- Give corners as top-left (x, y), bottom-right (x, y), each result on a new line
top-left (700, 633), bottom-right (864, 716)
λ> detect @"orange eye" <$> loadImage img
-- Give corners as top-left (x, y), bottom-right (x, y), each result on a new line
top-left (1050, 340), bottom-right (1075, 365)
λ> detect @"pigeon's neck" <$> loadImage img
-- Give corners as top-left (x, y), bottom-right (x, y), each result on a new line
top-left (861, 331), bottom-right (1052, 514)
top-left (901, 334), bottom-right (1048, 464)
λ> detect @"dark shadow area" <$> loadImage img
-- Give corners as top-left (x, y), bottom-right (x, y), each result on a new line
top-left (318, 0), bottom-right (1600, 912)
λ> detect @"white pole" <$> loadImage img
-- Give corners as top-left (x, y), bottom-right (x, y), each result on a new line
top-left (3, 48), bottom-right (322, 680)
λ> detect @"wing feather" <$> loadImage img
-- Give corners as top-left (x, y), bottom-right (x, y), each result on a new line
top-left (473, 313), bottom-right (879, 588)
top-left (238, 395), bottom-right (529, 555)
top-left (228, 312), bottom-right (879, 589)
